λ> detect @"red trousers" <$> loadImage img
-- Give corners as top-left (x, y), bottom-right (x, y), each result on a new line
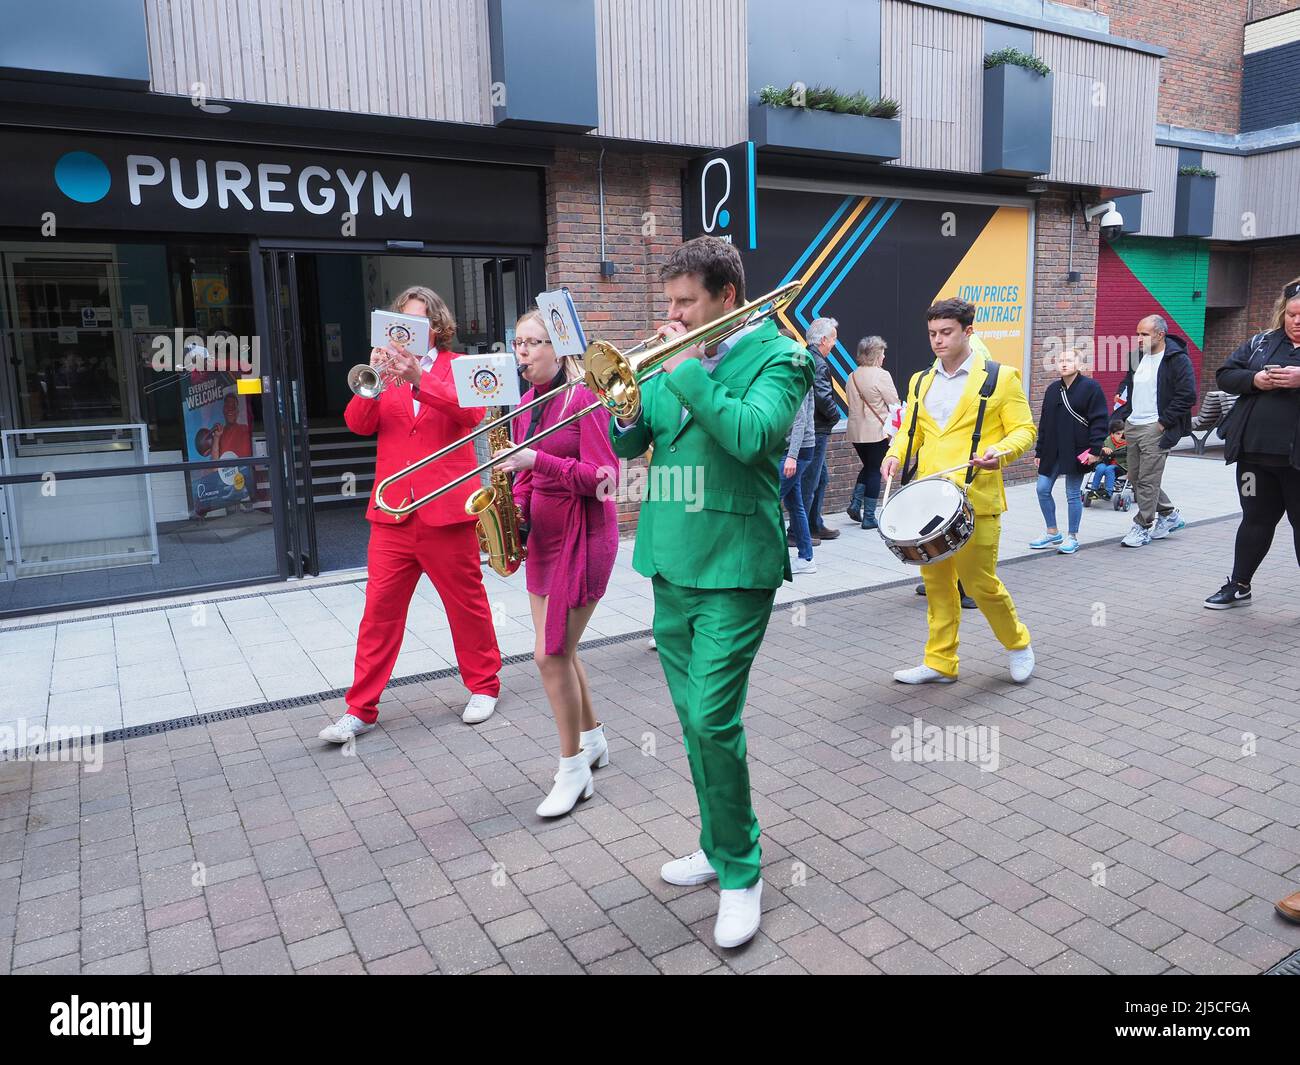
top-left (346, 518), bottom-right (501, 723)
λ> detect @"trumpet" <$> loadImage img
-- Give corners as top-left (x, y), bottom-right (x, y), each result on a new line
top-left (371, 280), bottom-right (803, 520)
top-left (347, 351), bottom-right (403, 398)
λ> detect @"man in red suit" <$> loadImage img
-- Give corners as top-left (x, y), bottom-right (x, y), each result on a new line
top-left (319, 286), bottom-right (502, 745)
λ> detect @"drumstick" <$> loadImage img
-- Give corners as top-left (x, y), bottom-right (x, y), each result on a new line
top-left (928, 450), bottom-right (1012, 480)
top-left (881, 450), bottom-right (1012, 512)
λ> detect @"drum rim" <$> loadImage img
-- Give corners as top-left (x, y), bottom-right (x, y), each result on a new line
top-left (879, 479), bottom-right (973, 549)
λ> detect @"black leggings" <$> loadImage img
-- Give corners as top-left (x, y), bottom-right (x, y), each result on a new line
top-left (1231, 460), bottom-right (1300, 585)
top-left (853, 440), bottom-right (890, 497)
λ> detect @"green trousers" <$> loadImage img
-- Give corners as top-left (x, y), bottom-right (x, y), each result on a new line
top-left (651, 576), bottom-right (774, 890)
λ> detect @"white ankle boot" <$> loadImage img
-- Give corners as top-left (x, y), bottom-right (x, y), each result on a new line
top-left (536, 753), bottom-right (594, 818)
top-left (580, 723), bottom-right (610, 769)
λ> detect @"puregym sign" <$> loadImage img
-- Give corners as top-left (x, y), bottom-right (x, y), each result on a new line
top-left (0, 130), bottom-right (545, 243)
top-left (122, 155), bottom-right (413, 218)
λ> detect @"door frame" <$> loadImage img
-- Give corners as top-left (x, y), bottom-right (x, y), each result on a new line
top-left (251, 239), bottom-right (542, 579)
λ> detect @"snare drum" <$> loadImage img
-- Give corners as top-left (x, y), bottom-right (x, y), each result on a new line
top-left (877, 477), bottom-right (975, 565)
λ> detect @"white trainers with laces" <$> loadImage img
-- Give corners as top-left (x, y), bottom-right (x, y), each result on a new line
top-left (318, 713), bottom-right (375, 744)
top-left (660, 849), bottom-right (719, 886)
top-left (714, 879), bottom-right (763, 949)
top-left (892, 664), bottom-right (956, 685)
top-left (1121, 522), bottom-right (1151, 548)
top-left (462, 693), bottom-right (498, 724)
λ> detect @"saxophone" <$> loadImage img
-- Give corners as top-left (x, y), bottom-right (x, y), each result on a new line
top-left (466, 407), bottom-right (526, 577)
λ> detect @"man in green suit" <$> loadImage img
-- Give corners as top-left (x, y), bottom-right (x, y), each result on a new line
top-left (610, 236), bottom-right (812, 949)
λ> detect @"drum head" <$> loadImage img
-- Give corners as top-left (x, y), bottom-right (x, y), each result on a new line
top-left (879, 478), bottom-right (966, 545)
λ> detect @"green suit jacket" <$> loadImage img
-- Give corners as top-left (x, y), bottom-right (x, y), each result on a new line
top-left (610, 319), bottom-right (814, 589)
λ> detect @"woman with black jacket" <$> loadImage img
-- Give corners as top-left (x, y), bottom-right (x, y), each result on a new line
top-left (1031, 347), bottom-right (1110, 554)
top-left (1204, 278), bottom-right (1300, 608)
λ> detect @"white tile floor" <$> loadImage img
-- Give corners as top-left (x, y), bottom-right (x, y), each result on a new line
top-left (0, 456), bottom-right (1245, 737)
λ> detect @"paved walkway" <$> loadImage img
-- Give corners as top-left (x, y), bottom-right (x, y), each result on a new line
top-left (0, 455), bottom-right (1244, 736)
top-left (1, 460), bottom-right (1299, 974)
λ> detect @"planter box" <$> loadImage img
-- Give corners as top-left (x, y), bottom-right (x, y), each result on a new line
top-left (1174, 173), bottom-right (1216, 237)
top-left (749, 104), bottom-right (901, 163)
top-left (982, 64), bottom-right (1053, 176)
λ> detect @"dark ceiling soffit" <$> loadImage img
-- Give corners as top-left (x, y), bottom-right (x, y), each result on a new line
top-left (757, 153), bottom-right (1144, 198)
top-left (0, 80), bottom-right (707, 165)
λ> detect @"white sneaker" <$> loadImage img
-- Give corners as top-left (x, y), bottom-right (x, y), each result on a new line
top-left (714, 879), bottom-right (762, 949)
top-left (462, 693), bottom-right (498, 724)
top-left (892, 664), bottom-right (956, 685)
top-left (1120, 522), bottom-right (1151, 548)
top-left (648, 637), bottom-right (657, 652)
top-left (1150, 509), bottom-right (1183, 539)
top-left (660, 849), bottom-right (719, 886)
top-left (535, 753), bottom-right (594, 818)
top-left (1009, 644), bottom-right (1035, 683)
top-left (580, 723), bottom-right (610, 769)
top-left (318, 713), bottom-right (375, 744)
top-left (791, 557), bottom-right (817, 574)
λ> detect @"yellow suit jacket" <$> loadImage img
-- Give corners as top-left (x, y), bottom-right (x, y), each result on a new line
top-left (886, 356), bottom-right (1037, 516)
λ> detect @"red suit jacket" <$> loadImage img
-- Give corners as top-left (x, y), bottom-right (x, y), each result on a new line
top-left (344, 349), bottom-right (485, 527)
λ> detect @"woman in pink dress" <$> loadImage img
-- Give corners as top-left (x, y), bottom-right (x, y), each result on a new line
top-left (496, 310), bottom-right (620, 817)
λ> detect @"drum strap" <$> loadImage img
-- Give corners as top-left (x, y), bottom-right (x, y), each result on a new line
top-left (964, 360), bottom-right (1002, 486)
top-left (899, 366), bottom-right (930, 483)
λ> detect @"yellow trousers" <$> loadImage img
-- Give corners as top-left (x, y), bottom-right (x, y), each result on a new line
top-left (920, 514), bottom-right (1031, 677)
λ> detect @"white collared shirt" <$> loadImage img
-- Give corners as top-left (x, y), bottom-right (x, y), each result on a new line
top-left (411, 353), bottom-right (435, 416)
top-left (678, 323), bottom-right (760, 423)
top-left (923, 351), bottom-right (977, 430)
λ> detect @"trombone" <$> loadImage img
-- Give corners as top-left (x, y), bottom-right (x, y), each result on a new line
top-left (372, 280), bottom-right (803, 519)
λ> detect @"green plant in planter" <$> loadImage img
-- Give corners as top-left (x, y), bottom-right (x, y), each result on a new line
top-left (1178, 165), bottom-right (1218, 178)
top-left (983, 47), bottom-right (1051, 77)
top-left (757, 83), bottom-right (900, 120)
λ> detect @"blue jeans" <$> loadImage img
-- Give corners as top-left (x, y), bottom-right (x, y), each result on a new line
top-left (1091, 463), bottom-right (1117, 494)
top-left (1037, 472), bottom-right (1084, 536)
top-left (782, 447), bottom-right (815, 560)
top-left (800, 432), bottom-right (830, 533)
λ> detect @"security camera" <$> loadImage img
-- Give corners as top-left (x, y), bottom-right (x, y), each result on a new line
top-left (1084, 201), bottom-right (1124, 241)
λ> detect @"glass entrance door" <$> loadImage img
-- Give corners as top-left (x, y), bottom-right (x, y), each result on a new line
top-left (261, 250), bottom-right (317, 578)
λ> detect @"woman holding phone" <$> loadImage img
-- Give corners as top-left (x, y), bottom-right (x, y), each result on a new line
top-left (1030, 347), bottom-right (1108, 555)
top-left (1204, 278), bottom-right (1300, 609)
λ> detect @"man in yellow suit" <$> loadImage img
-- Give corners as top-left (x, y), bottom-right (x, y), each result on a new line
top-left (881, 298), bottom-right (1037, 684)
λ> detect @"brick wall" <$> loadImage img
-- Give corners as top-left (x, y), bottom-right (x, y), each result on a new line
top-left (1202, 239), bottom-right (1300, 386)
top-left (1026, 190), bottom-right (1101, 481)
top-left (1248, 1), bottom-right (1300, 20)
top-left (1046, 1), bottom-right (1250, 133)
top-left (1104, 0), bottom-right (1249, 133)
top-left (545, 148), bottom-right (684, 535)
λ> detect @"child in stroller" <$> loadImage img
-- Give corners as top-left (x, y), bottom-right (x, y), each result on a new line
top-left (1083, 419), bottom-right (1133, 511)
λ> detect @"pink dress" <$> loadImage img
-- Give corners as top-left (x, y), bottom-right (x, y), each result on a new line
top-left (511, 377), bottom-right (620, 656)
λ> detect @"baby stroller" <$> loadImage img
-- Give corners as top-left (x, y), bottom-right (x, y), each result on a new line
top-left (1083, 469), bottom-right (1134, 512)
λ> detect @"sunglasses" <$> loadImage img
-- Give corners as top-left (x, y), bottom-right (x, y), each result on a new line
top-left (1286, 281), bottom-right (1300, 301)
